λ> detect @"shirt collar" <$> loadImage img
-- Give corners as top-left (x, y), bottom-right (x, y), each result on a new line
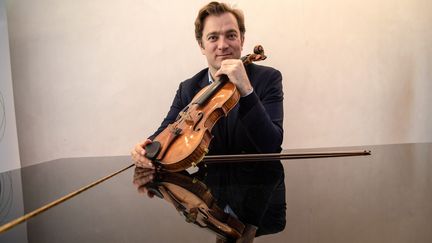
top-left (208, 70), bottom-right (214, 84)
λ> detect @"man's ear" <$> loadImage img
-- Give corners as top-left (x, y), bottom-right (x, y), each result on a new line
top-left (241, 35), bottom-right (245, 51)
top-left (199, 41), bottom-right (206, 55)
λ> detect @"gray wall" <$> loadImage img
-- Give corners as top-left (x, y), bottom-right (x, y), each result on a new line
top-left (5, 0), bottom-right (432, 167)
top-left (0, 0), bottom-right (20, 172)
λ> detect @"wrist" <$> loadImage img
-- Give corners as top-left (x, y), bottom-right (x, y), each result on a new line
top-left (240, 87), bottom-right (254, 97)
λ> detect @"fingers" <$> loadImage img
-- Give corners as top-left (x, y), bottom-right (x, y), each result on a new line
top-left (215, 59), bottom-right (243, 77)
top-left (133, 173), bottom-right (153, 188)
top-left (133, 166), bottom-right (156, 196)
top-left (215, 59), bottom-right (252, 96)
top-left (131, 139), bottom-right (155, 169)
top-left (133, 156), bottom-right (155, 169)
top-left (136, 139), bottom-right (152, 156)
top-left (133, 166), bottom-right (154, 179)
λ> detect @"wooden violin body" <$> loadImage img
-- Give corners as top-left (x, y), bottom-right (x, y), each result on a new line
top-left (147, 78), bottom-right (239, 172)
top-left (145, 45), bottom-right (267, 172)
top-left (145, 171), bottom-right (245, 239)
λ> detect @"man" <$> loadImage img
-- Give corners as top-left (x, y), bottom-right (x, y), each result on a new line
top-left (131, 2), bottom-right (283, 169)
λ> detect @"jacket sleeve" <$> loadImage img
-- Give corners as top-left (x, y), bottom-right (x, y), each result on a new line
top-left (238, 69), bottom-right (284, 153)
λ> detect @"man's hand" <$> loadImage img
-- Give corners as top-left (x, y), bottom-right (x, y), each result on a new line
top-left (215, 59), bottom-right (253, 97)
top-left (132, 166), bottom-right (156, 198)
top-left (131, 139), bottom-right (155, 169)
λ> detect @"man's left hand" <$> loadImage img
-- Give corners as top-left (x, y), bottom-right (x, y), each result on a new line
top-left (215, 59), bottom-right (253, 97)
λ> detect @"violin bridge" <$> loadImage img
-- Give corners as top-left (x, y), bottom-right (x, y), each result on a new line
top-left (176, 105), bottom-right (189, 121)
top-left (169, 126), bottom-right (182, 136)
top-left (174, 127), bottom-right (182, 135)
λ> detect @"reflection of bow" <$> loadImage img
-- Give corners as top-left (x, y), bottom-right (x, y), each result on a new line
top-left (139, 170), bottom-right (245, 240)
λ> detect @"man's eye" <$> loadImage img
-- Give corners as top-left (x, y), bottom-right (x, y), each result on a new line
top-left (227, 33), bottom-right (237, 40)
top-left (208, 36), bottom-right (217, 41)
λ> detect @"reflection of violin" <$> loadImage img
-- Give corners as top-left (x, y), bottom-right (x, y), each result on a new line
top-left (136, 169), bottom-right (246, 240)
top-left (144, 46), bottom-right (267, 172)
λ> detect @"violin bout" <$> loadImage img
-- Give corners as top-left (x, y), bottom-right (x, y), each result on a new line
top-left (146, 172), bottom-right (245, 239)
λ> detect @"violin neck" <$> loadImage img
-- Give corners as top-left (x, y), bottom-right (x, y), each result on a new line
top-left (193, 75), bottom-right (229, 106)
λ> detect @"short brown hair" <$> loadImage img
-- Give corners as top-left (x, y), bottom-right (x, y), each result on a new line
top-left (194, 2), bottom-right (246, 46)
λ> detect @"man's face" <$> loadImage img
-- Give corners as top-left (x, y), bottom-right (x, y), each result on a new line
top-left (199, 12), bottom-right (244, 74)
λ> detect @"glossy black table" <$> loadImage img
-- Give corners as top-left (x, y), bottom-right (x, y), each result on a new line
top-left (1, 143), bottom-right (431, 242)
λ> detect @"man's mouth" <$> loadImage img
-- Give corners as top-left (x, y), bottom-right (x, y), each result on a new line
top-left (216, 54), bottom-right (232, 59)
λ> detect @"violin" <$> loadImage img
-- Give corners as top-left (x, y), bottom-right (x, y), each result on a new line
top-left (144, 45), bottom-right (268, 172)
top-left (138, 168), bottom-right (246, 239)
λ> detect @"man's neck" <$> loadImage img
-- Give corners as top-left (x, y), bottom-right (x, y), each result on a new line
top-left (208, 67), bottom-right (217, 81)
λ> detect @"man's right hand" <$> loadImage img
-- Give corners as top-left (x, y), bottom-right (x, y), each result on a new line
top-left (133, 166), bottom-right (156, 198)
top-left (131, 139), bottom-right (155, 169)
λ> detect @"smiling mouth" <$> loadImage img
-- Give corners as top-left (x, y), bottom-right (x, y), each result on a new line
top-left (216, 54), bottom-right (232, 59)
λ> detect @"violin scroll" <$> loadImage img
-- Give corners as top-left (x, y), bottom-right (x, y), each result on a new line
top-left (241, 45), bottom-right (267, 65)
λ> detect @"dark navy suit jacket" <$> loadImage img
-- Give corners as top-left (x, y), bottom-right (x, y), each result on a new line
top-left (150, 63), bottom-right (284, 155)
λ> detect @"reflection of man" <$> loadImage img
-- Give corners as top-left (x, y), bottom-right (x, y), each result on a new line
top-left (132, 161), bottom-right (286, 241)
top-left (204, 162), bottom-right (286, 238)
top-left (131, 2), bottom-right (284, 168)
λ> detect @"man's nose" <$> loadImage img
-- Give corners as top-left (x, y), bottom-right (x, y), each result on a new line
top-left (217, 37), bottom-right (229, 50)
